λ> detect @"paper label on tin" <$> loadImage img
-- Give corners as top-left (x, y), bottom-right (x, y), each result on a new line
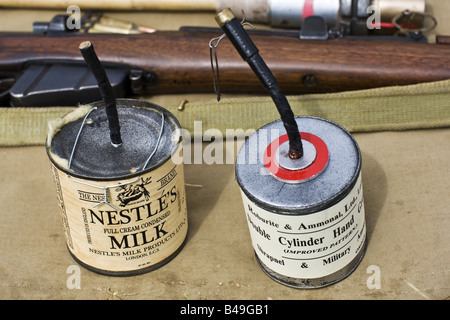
top-left (241, 172), bottom-right (366, 279)
top-left (50, 145), bottom-right (187, 273)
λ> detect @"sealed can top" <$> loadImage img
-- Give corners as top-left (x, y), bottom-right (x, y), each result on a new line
top-left (235, 116), bottom-right (361, 214)
top-left (47, 99), bottom-right (182, 180)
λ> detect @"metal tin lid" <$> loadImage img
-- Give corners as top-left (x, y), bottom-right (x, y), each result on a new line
top-left (235, 116), bottom-right (361, 214)
top-left (48, 99), bottom-right (181, 180)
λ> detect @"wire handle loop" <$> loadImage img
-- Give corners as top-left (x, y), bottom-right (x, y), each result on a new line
top-left (209, 12), bottom-right (255, 102)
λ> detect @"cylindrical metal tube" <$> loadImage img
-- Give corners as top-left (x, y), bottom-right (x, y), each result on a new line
top-left (269, 0), bottom-right (341, 28)
top-left (216, 0), bottom-right (269, 23)
top-left (217, 0), bottom-right (340, 28)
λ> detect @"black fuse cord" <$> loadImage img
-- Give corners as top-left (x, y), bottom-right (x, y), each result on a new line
top-left (215, 8), bottom-right (303, 159)
top-left (79, 41), bottom-right (122, 147)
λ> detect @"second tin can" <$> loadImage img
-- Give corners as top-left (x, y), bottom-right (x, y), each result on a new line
top-left (236, 116), bottom-right (366, 288)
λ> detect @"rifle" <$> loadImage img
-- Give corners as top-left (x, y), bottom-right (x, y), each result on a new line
top-left (0, 27), bottom-right (449, 106)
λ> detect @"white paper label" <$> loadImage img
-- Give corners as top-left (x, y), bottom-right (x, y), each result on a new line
top-left (241, 172), bottom-right (366, 279)
top-left (50, 145), bottom-right (187, 273)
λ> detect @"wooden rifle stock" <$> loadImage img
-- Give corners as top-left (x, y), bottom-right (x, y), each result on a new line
top-left (0, 31), bottom-right (449, 96)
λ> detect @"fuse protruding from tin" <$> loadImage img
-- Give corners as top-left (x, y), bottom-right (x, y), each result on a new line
top-left (79, 40), bottom-right (122, 147)
top-left (215, 8), bottom-right (303, 159)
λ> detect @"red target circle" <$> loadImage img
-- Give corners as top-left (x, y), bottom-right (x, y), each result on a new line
top-left (263, 132), bottom-right (329, 182)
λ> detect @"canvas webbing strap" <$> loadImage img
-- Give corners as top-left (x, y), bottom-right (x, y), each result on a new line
top-left (1, 79), bottom-right (449, 146)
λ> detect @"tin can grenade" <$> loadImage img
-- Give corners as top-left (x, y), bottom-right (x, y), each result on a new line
top-left (46, 42), bottom-right (188, 276)
top-left (46, 99), bottom-right (188, 276)
top-left (236, 116), bottom-right (366, 288)
top-left (214, 8), bottom-right (367, 288)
